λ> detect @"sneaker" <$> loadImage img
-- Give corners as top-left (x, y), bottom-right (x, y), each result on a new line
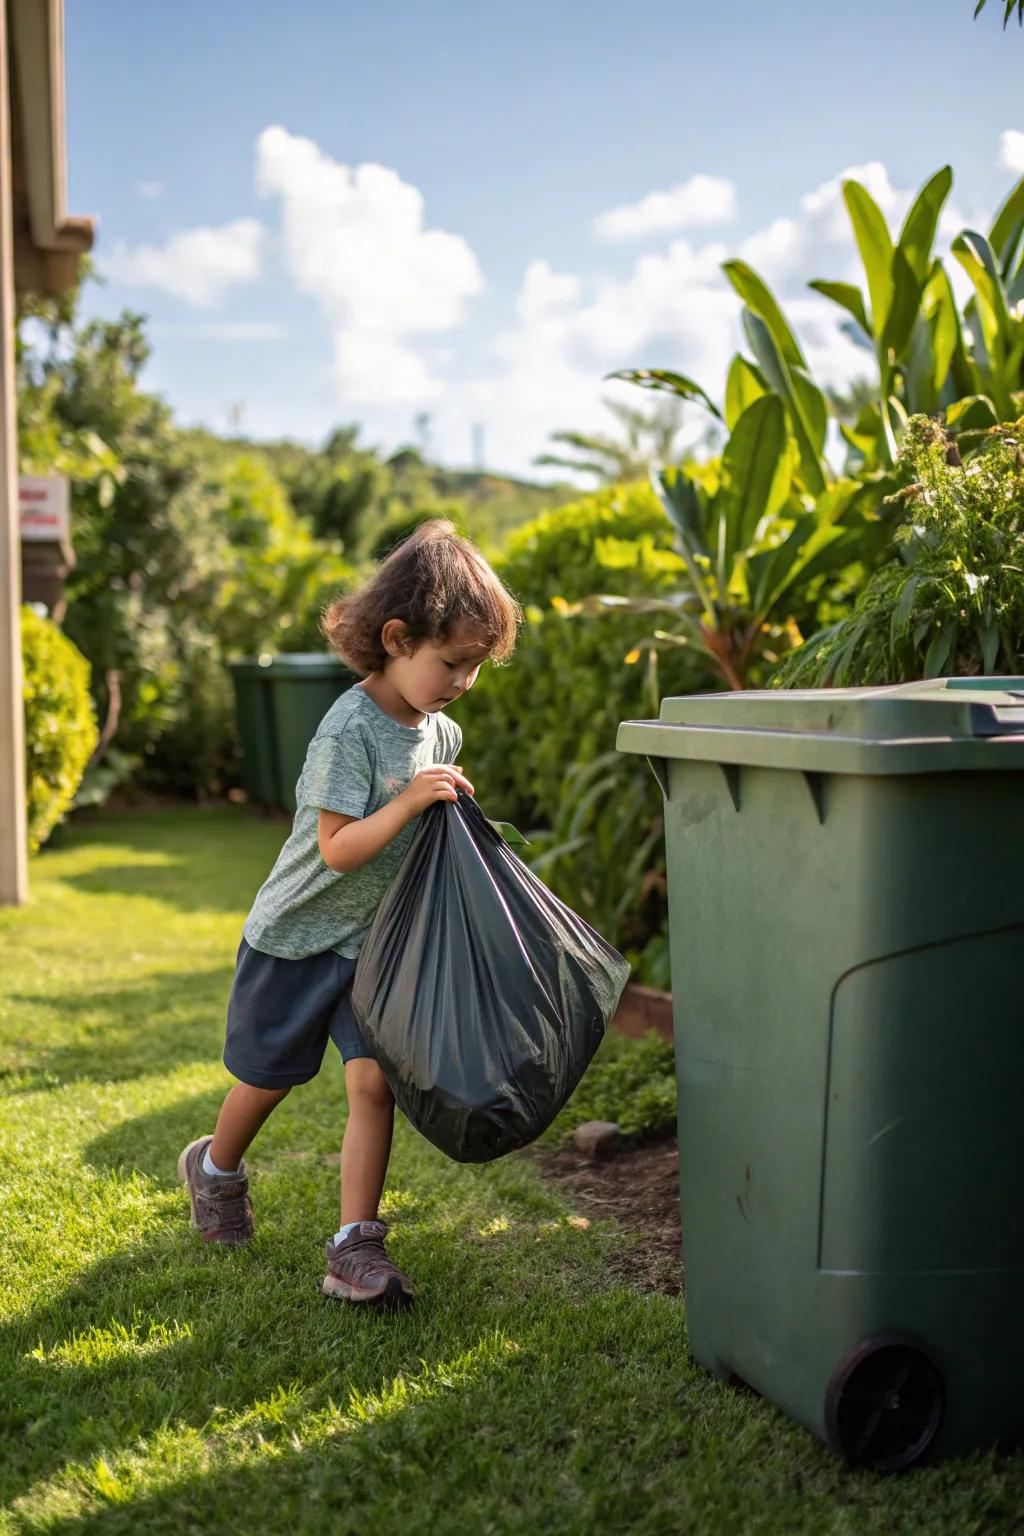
top-left (322, 1220), bottom-right (413, 1308)
top-left (177, 1135), bottom-right (254, 1246)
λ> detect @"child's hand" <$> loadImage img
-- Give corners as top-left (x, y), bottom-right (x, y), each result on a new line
top-left (400, 765), bottom-right (475, 814)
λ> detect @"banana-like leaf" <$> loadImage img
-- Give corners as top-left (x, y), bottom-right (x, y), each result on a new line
top-left (896, 165), bottom-right (953, 284)
top-left (742, 310), bottom-right (828, 494)
top-left (722, 260), bottom-right (806, 367)
top-left (924, 262), bottom-right (963, 401)
top-left (724, 354), bottom-right (768, 429)
top-left (607, 368), bottom-right (724, 420)
top-left (953, 230), bottom-right (1013, 341)
top-left (989, 174), bottom-right (1024, 277)
top-left (654, 467), bottom-right (716, 621)
top-left (881, 246), bottom-right (926, 359)
top-left (843, 180), bottom-right (895, 340)
top-left (808, 279), bottom-right (871, 339)
top-left (720, 396), bottom-right (791, 567)
top-left (791, 366), bottom-right (829, 457)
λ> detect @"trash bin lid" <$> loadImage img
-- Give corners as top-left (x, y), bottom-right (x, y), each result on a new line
top-left (229, 653), bottom-right (355, 681)
top-left (617, 677), bottom-right (1024, 775)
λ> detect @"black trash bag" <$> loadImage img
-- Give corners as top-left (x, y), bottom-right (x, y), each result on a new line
top-left (352, 790), bottom-right (631, 1163)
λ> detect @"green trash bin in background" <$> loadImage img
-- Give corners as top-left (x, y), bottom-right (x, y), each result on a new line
top-left (229, 658), bottom-right (281, 808)
top-left (266, 653), bottom-right (357, 813)
top-left (617, 679), bottom-right (1024, 1470)
top-left (230, 654), bottom-right (357, 812)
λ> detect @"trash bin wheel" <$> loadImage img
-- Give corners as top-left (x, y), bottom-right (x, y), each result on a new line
top-left (824, 1334), bottom-right (944, 1472)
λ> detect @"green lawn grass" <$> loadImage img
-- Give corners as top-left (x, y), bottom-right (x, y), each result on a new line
top-left (2, 807), bottom-right (1021, 1535)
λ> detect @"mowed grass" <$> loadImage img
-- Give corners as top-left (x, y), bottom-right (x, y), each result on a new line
top-left (1, 807), bottom-right (1021, 1536)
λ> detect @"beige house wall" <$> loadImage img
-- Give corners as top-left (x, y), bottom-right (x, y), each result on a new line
top-left (0, 0), bottom-right (26, 904)
top-left (0, 0), bottom-right (92, 906)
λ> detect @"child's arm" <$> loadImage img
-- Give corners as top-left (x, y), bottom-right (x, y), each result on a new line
top-left (318, 764), bottom-right (474, 873)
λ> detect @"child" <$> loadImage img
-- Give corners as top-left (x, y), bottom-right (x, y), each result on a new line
top-left (178, 520), bottom-right (521, 1307)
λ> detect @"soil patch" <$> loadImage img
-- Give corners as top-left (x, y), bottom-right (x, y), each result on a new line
top-left (540, 1135), bottom-right (683, 1295)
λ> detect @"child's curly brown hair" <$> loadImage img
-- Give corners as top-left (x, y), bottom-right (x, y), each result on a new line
top-left (321, 519), bottom-right (522, 676)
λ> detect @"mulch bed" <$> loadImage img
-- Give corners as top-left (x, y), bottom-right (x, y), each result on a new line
top-left (540, 1135), bottom-right (683, 1295)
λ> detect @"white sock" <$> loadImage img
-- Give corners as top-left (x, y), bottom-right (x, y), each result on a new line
top-left (203, 1146), bottom-right (241, 1179)
top-left (334, 1221), bottom-right (361, 1245)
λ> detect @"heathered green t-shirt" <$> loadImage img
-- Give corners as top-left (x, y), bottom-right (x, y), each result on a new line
top-left (243, 684), bottom-right (462, 960)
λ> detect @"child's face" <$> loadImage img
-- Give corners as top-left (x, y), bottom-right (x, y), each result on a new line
top-left (383, 619), bottom-right (491, 716)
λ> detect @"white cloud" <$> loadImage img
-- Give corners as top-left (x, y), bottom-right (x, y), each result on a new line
top-left (1000, 129), bottom-right (1024, 174)
top-left (104, 219), bottom-right (263, 307)
top-left (255, 125), bottom-right (483, 405)
top-left (593, 174), bottom-right (737, 242)
top-left (151, 320), bottom-right (289, 342)
top-left (137, 180), bottom-right (163, 201)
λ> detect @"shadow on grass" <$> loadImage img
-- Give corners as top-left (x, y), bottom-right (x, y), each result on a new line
top-left (52, 806), bottom-right (285, 916)
top-left (5, 963), bottom-right (235, 1089)
top-left (0, 1113), bottom-right (564, 1515)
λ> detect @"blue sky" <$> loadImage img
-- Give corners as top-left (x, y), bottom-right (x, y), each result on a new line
top-left (65, 0), bottom-right (1024, 476)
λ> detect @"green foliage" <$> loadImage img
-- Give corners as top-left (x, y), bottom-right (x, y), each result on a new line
top-left (550, 1029), bottom-right (677, 1139)
top-left (462, 484), bottom-right (701, 839)
top-left (529, 753), bottom-right (669, 985)
top-left (18, 302), bottom-right (354, 801)
top-left (20, 607), bottom-right (98, 852)
top-left (774, 416), bottom-right (1024, 687)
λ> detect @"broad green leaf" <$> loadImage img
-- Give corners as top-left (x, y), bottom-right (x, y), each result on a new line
top-left (654, 468), bottom-right (716, 621)
top-left (989, 174), bottom-right (1024, 277)
top-left (607, 368), bottom-right (723, 420)
top-left (808, 280), bottom-right (871, 338)
top-left (980, 623), bottom-right (1000, 674)
top-left (489, 819), bottom-right (530, 847)
top-left (882, 246), bottom-right (925, 358)
top-left (721, 395), bottom-right (791, 563)
top-left (724, 354), bottom-right (768, 429)
top-left (945, 394), bottom-right (999, 430)
top-left (952, 230), bottom-right (1013, 339)
top-left (923, 263), bottom-right (962, 399)
top-left (923, 623), bottom-right (954, 679)
top-left (791, 366), bottom-right (829, 456)
top-left (897, 166), bottom-right (953, 283)
top-left (843, 180), bottom-right (894, 339)
top-left (722, 260), bottom-right (806, 367)
top-left (741, 310), bottom-right (828, 494)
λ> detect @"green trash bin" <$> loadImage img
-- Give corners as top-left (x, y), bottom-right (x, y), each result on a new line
top-left (229, 658), bottom-right (281, 808)
top-left (266, 654), bottom-right (357, 814)
top-left (618, 679), bottom-right (1024, 1470)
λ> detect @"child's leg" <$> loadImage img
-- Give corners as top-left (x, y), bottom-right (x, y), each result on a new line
top-left (324, 1059), bottom-right (411, 1306)
top-left (340, 1059), bottom-right (395, 1223)
top-left (211, 1082), bottom-right (291, 1172)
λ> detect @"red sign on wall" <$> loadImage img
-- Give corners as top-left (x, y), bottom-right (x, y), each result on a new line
top-left (20, 476), bottom-right (70, 542)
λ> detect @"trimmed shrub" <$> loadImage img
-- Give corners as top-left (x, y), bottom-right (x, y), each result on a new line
top-left (458, 482), bottom-right (699, 831)
top-left (21, 606), bottom-right (98, 851)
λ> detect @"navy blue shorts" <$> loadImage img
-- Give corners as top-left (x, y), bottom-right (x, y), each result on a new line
top-left (223, 937), bottom-right (372, 1089)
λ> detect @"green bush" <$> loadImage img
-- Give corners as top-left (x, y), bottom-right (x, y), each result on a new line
top-left (549, 1030), bottom-right (677, 1140)
top-left (461, 483), bottom-right (700, 832)
top-left (775, 417), bottom-right (1024, 687)
top-left (21, 607), bottom-right (98, 851)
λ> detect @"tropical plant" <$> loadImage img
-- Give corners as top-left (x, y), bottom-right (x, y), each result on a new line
top-left (579, 398), bottom-right (875, 690)
top-left (774, 415), bottom-right (1024, 687)
top-left (21, 606), bottom-right (98, 851)
top-left (614, 167), bottom-right (1024, 477)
